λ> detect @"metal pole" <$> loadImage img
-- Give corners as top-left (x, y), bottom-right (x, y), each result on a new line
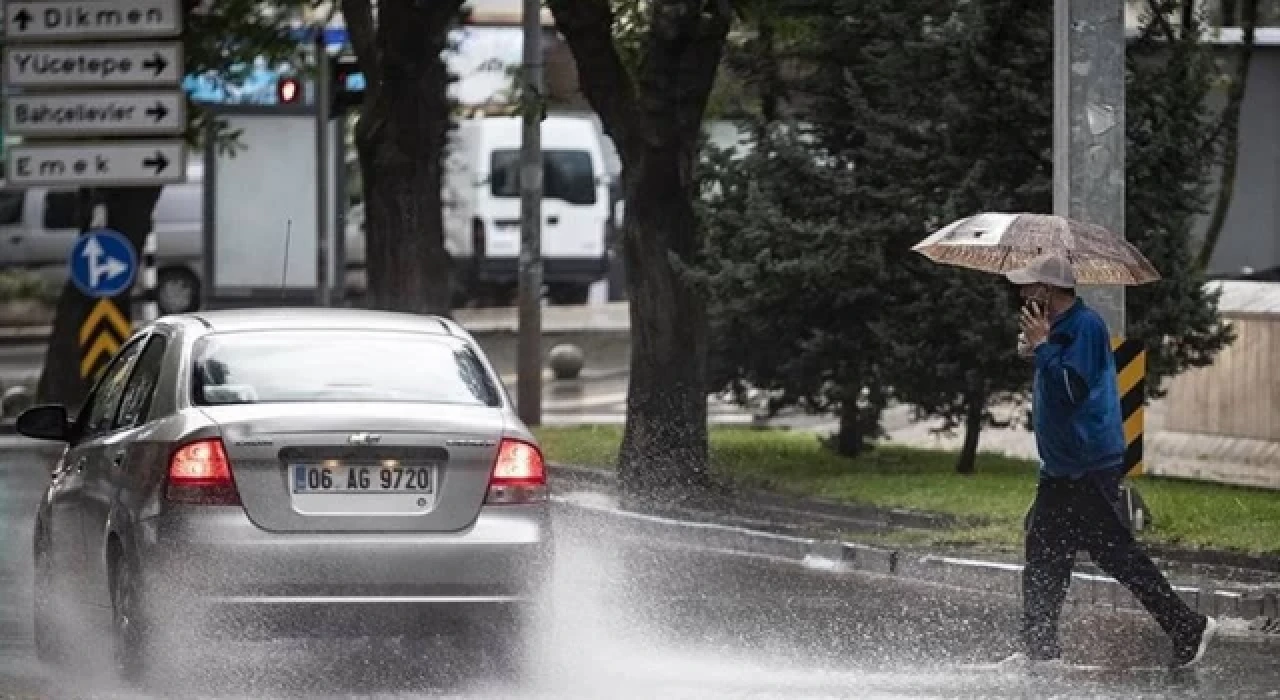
top-left (315, 30), bottom-right (332, 308)
top-left (133, 232), bottom-right (158, 327)
top-left (333, 114), bottom-right (348, 307)
top-left (1054, 0), bottom-right (1126, 335)
top-left (517, 0), bottom-right (544, 426)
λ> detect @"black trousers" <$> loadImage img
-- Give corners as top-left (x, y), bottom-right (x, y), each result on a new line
top-left (1021, 468), bottom-right (1204, 659)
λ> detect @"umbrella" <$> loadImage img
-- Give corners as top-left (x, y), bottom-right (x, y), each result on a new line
top-left (912, 212), bottom-right (1161, 285)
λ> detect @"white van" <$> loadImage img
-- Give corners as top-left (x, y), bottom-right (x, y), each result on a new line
top-left (444, 113), bottom-right (615, 305)
top-left (0, 161), bottom-right (205, 313)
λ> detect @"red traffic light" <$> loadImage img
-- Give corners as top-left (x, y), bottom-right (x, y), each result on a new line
top-left (277, 77), bottom-right (302, 104)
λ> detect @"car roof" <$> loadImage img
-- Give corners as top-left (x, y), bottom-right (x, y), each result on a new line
top-left (168, 307), bottom-right (456, 336)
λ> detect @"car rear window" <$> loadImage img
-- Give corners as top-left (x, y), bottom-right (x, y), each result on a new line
top-left (192, 330), bottom-right (502, 407)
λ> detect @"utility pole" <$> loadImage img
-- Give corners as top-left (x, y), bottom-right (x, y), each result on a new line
top-left (315, 29), bottom-right (332, 308)
top-left (517, 0), bottom-right (544, 426)
top-left (1054, 0), bottom-right (1125, 334)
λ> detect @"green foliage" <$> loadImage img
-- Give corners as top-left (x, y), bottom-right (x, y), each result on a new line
top-left (609, 0), bottom-right (648, 76)
top-left (701, 122), bottom-right (893, 454)
top-left (0, 269), bottom-right (55, 304)
top-left (184, 0), bottom-right (314, 153)
top-left (537, 424), bottom-right (1280, 555)
top-left (703, 0), bottom-right (1232, 462)
top-left (845, 0), bottom-right (1052, 451)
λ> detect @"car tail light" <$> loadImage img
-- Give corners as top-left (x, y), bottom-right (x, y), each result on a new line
top-left (166, 438), bottom-right (241, 505)
top-left (485, 438), bottom-right (547, 505)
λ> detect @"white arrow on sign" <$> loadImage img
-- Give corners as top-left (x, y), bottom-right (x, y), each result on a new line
top-left (81, 235), bottom-right (129, 290)
top-left (2, 42), bottom-right (182, 88)
top-left (5, 91), bottom-right (185, 137)
top-left (5, 140), bottom-right (186, 187)
top-left (4, 0), bottom-right (181, 42)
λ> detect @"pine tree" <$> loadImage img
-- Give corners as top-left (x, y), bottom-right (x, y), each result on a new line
top-left (702, 124), bottom-right (893, 456)
top-left (704, 0), bottom-right (1232, 468)
top-left (859, 0), bottom-right (1054, 474)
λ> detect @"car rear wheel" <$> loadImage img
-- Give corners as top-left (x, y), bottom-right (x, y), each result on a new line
top-left (32, 533), bottom-right (66, 667)
top-left (109, 550), bottom-right (153, 685)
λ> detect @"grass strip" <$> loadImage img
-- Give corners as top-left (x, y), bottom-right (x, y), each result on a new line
top-left (535, 425), bottom-right (1280, 556)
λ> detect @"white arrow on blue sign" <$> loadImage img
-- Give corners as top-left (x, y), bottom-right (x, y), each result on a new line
top-left (69, 228), bottom-right (137, 298)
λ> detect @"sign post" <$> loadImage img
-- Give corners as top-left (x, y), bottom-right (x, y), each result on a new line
top-left (2, 0), bottom-right (187, 384)
top-left (516, 0), bottom-right (544, 427)
top-left (1053, 0), bottom-right (1125, 333)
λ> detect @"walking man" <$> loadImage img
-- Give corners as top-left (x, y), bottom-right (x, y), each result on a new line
top-left (1003, 252), bottom-right (1216, 669)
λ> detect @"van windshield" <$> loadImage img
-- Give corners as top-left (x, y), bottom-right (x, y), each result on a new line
top-left (490, 149), bottom-right (597, 206)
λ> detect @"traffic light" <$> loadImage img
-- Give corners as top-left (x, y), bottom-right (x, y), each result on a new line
top-left (276, 76), bottom-right (302, 105)
top-left (331, 54), bottom-right (365, 113)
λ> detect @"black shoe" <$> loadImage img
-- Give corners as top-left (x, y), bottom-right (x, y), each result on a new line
top-left (1172, 616), bottom-right (1217, 669)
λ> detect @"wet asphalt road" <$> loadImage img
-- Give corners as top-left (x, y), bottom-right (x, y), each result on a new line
top-left (1, 437), bottom-right (1278, 699)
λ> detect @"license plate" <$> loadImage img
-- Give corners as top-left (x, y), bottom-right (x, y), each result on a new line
top-left (291, 464), bottom-right (435, 494)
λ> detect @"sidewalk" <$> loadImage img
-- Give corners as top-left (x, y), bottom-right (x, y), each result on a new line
top-left (548, 463), bottom-right (1280, 637)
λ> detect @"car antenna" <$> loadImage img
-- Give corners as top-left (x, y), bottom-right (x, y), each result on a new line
top-left (280, 219), bottom-right (292, 299)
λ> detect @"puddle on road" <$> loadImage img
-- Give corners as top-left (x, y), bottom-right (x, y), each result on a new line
top-left (0, 499), bottom-right (1265, 700)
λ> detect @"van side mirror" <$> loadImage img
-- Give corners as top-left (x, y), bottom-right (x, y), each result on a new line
top-left (15, 404), bottom-right (72, 442)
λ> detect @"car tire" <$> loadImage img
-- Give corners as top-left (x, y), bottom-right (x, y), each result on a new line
top-left (156, 267), bottom-right (201, 314)
top-left (32, 530), bottom-right (67, 667)
top-left (109, 548), bottom-right (154, 686)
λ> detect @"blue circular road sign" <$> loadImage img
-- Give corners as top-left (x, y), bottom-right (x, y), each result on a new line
top-left (68, 229), bottom-right (138, 299)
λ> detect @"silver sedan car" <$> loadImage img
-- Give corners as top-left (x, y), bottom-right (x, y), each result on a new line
top-left (17, 308), bottom-right (553, 683)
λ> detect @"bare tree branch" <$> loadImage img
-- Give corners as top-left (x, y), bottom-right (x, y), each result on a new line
top-left (1144, 0), bottom-right (1177, 39)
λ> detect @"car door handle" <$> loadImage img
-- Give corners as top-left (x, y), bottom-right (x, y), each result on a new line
top-left (546, 216), bottom-right (559, 226)
top-left (110, 452), bottom-right (125, 468)
top-left (69, 457), bottom-right (87, 474)
top-left (8, 235), bottom-right (21, 245)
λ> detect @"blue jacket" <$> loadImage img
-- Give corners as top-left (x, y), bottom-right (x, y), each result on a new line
top-left (1031, 298), bottom-right (1126, 478)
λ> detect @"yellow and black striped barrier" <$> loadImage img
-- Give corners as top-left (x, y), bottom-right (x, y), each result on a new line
top-left (1111, 338), bottom-right (1145, 477)
top-left (80, 298), bottom-right (131, 382)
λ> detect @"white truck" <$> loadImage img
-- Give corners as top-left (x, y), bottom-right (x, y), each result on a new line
top-left (346, 112), bottom-right (621, 306)
top-left (0, 161), bottom-right (205, 313)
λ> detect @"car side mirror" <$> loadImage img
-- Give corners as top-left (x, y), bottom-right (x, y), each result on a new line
top-left (15, 404), bottom-right (72, 442)
top-left (613, 200), bottom-right (625, 227)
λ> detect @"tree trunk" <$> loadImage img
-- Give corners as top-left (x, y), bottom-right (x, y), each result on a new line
top-left (834, 396), bottom-right (865, 458)
top-left (615, 150), bottom-right (711, 502)
top-left (1196, 0), bottom-right (1258, 272)
top-left (36, 187), bottom-right (162, 410)
top-left (832, 381), bottom-right (879, 458)
top-left (955, 385), bottom-right (986, 475)
top-left (343, 0), bottom-right (459, 316)
top-left (758, 10), bottom-right (781, 124)
top-left (548, 0), bottom-right (731, 505)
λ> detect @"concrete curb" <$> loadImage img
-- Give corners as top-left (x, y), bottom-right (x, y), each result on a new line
top-left (549, 465), bottom-right (1280, 641)
top-left (0, 326), bottom-right (50, 346)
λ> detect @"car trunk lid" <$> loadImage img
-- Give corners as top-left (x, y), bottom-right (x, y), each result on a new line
top-left (198, 403), bottom-right (505, 533)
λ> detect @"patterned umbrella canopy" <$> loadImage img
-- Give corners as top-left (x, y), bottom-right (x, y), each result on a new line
top-left (912, 212), bottom-right (1161, 286)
